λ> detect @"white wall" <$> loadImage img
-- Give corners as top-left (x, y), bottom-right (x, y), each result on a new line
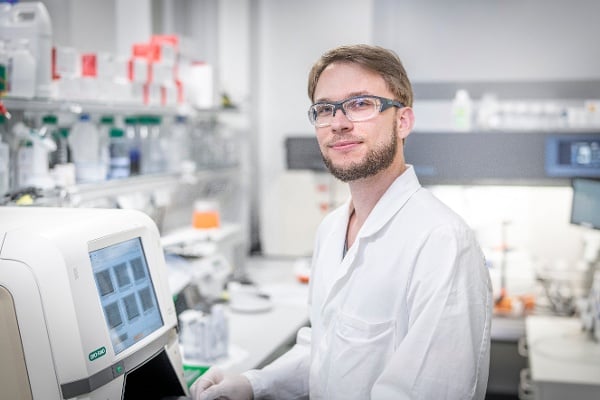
top-left (40, 0), bottom-right (151, 56)
top-left (253, 0), bottom-right (374, 255)
top-left (374, 0), bottom-right (600, 82)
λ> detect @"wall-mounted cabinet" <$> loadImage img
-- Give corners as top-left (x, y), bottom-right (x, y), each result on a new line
top-left (284, 131), bottom-right (600, 187)
top-left (405, 131), bottom-right (600, 186)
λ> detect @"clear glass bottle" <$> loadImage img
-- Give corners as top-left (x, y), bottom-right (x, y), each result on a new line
top-left (108, 127), bottom-right (130, 179)
top-left (124, 116), bottom-right (141, 175)
top-left (141, 115), bottom-right (167, 174)
top-left (209, 304), bottom-right (229, 360)
top-left (43, 114), bottom-right (62, 168)
top-left (98, 115), bottom-right (114, 179)
top-left (167, 114), bottom-right (191, 173)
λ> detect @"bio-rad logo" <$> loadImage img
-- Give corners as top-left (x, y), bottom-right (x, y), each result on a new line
top-left (89, 346), bottom-right (107, 361)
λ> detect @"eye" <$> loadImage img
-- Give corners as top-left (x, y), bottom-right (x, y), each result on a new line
top-left (314, 104), bottom-right (333, 117)
top-left (346, 97), bottom-right (376, 111)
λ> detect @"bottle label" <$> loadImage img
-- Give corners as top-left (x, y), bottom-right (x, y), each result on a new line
top-left (0, 64), bottom-right (6, 94)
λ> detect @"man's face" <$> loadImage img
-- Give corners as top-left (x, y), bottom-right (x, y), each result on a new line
top-left (312, 62), bottom-right (400, 182)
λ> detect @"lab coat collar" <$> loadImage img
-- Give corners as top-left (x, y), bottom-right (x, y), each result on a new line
top-left (319, 166), bottom-right (422, 312)
top-left (350, 165), bottom-right (422, 242)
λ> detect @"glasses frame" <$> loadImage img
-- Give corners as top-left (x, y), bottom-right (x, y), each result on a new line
top-left (308, 95), bottom-right (404, 128)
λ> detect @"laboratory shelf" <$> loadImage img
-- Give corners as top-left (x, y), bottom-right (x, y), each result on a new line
top-left (63, 168), bottom-right (238, 206)
top-left (1, 97), bottom-right (222, 117)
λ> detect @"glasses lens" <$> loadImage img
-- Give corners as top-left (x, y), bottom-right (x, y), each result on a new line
top-left (309, 104), bottom-right (334, 126)
top-left (343, 97), bottom-right (379, 122)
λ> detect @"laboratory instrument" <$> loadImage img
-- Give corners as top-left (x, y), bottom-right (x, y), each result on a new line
top-left (0, 207), bottom-right (189, 399)
top-left (570, 177), bottom-right (600, 339)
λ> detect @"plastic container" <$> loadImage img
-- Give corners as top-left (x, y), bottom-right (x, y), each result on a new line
top-left (140, 115), bottom-right (167, 174)
top-left (452, 89), bottom-right (473, 132)
top-left (108, 128), bottom-right (130, 179)
top-left (6, 38), bottom-right (35, 98)
top-left (14, 122), bottom-right (55, 189)
top-left (209, 304), bottom-right (229, 360)
top-left (0, 2), bottom-right (53, 98)
top-left (16, 139), bottom-right (33, 188)
top-left (69, 113), bottom-right (103, 183)
top-left (167, 115), bottom-right (191, 172)
top-left (178, 309), bottom-right (210, 362)
top-left (192, 199), bottom-right (220, 229)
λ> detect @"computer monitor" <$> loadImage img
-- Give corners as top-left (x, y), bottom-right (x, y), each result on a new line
top-left (545, 133), bottom-right (600, 178)
top-left (571, 178), bottom-right (600, 230)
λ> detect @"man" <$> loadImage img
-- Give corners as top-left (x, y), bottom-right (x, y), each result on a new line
top-left (192, 44), bottom-right (492, 400)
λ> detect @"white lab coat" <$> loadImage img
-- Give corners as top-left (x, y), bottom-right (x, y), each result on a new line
top-left (245, 166), bottom-right (492, 399)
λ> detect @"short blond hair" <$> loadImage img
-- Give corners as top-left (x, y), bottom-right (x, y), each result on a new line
top-left (307, 44), bottom-right (413, 107)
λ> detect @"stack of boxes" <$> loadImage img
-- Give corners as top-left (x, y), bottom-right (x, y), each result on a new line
top-left (52, 34), bottom-right (214, 108)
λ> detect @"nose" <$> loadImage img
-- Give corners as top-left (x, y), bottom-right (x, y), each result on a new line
top-left (330, 106), bottom-right (352, 132)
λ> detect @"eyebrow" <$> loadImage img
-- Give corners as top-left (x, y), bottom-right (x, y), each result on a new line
top-left (314, 91), bottom-right (372, 104)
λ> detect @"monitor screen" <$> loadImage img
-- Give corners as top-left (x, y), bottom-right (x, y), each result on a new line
top-left (545, 134), bottom-right (600, 178)
top-left (571, 178), bottom-right (600, 230)
top-left (90, 237), bottom-right (163, 355)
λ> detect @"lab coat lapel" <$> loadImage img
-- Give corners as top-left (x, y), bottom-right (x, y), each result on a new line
top-left (318, 167), bottom-right (422, 317)
top-left (319, 201), bottom-right (357, 312)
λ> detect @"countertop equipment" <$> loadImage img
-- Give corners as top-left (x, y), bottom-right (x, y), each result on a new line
top-left (0, 207), bottom-right (188, 400)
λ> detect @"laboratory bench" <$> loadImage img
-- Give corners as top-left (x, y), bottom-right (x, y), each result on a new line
top-left (173, 254), bottom-right (600, 400)
top-left (171, 256), bottom-right (310, 375)
top-left (522, 315), bottom-right (600, 400)
top-left (224, 256), bottom-right (310, 373)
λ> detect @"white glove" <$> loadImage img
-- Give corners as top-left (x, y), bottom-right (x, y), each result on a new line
top-left (190, 366), bottom-right (254, 400)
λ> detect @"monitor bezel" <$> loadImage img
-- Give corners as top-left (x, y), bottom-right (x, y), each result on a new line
top-left (87, 227), bottom-right (167, 357)
top-left (570, 177), bottom-right (600, 230)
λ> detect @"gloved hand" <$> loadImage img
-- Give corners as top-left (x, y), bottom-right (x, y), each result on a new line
top-left (190, 366), bottom-right (254, 400)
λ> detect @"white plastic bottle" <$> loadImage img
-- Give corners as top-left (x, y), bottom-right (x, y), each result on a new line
top-left (13, 122), bottom-right (55, 189)
top-left (452, 89), bottom-right (473, 132)
top-left (6, 38), bottom-right (36, 99)
top-left (0, 2), bottom-right (53, 98)
top-left (69, 113), bottom-right (103, 183)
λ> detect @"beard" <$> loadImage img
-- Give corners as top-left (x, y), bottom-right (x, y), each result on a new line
top-left (321, 121), bottom-right (398, 182)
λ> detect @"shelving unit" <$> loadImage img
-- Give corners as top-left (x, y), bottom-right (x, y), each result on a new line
top-left (1, 97), bottom-right (222, 117)
top-left (1, 96), bottom-right (250, 255)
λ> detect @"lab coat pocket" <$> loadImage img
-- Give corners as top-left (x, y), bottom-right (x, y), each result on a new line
top-left (327, 312), bottom-right (395, 399)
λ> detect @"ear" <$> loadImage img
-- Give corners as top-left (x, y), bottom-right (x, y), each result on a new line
top-left (396, 107), bottom-right (415, 141)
